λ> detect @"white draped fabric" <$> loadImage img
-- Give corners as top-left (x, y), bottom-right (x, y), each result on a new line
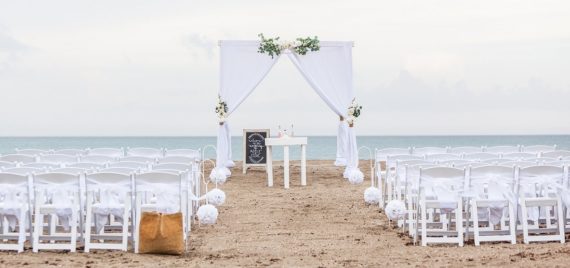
top-left (216, 40), bottom-right (360, 179)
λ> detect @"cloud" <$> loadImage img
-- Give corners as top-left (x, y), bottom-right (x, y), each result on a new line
top-left (181, 33), bottom-right (216, 59)
top-left (0, 26), bottom-right (29, 73)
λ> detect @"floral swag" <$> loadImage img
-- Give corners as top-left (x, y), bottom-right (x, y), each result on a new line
top-left (347, 99), bottom-right (362, 127)
top-left (215, 95), bottom-right (228, 125)
top-left (257, 33), bottom-right (320, 59)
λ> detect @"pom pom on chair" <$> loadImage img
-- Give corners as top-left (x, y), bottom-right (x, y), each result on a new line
top-left (346, 168), bottom-right (364, 184)
top-left (385, 200), bottom-right (406, 221)
top-left (197, 204), bottom-right (218, 225)
top-left (209, 167), bottom-right (229, 184)
top-left (206, 188), bottom-right (226, 206)
top-left (364, 187), bottom-right (381, 205)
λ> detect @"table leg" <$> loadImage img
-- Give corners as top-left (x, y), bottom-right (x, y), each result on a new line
top-left (267, 146), bottom-right (273, 187)
top-left (301, 144), bottom-right (306, 186)
top-left (284, 145), bottom-right (289, 189)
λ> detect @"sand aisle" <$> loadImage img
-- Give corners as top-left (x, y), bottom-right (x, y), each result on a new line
top-left (1, 160), bottom-right (570, 267)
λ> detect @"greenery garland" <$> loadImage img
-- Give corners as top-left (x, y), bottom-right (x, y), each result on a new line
top-left (258, 33), bottom-right (320, 58)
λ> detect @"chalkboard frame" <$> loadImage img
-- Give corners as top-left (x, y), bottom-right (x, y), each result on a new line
top-left (242, 129), bottom-right (270, 174)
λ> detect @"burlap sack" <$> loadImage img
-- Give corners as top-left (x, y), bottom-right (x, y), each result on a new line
top-left (138, 212), bottom-right (184, 255)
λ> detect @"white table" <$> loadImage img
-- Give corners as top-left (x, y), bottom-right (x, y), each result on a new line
top-left (265, 137), bottom-right (307, 189)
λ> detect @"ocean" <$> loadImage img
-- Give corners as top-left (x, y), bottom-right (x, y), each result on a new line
top-left (1, 136), bottom-right (568, 160)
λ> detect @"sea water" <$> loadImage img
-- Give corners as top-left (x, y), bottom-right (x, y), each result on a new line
top-left (1, 136), bottom-right (568, 160)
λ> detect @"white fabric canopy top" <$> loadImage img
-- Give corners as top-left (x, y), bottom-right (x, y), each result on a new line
top-left (215, 40), bottom-right (362, 182)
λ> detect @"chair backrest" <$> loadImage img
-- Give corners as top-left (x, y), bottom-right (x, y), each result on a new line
top-left (448, 146), bottom-right (483, 154)
top-left (120, 156), bottom-right (156, 163)
top-left (412, 147), bottom-right (448, 156)
top-left (419, 167), bottom-right (465, 190)
top-left (542, 150), bottom-right (570, 160)
top-left (386, 155), bottom-right (424, 168)
top-left (51, 167), bottom-right (87, 175)
top-left (23, 162), bottom-right (61, 169)
top-left (135, 171), bottom-right (183, 212)
top-left (452, 162), bottom-right (489, 169)
top-left (39, 154), bottom-right (78, 164)
top-left (0, 154), bottom-right (36, 164)
top-left (68, 162), bottom-right (106, 170)
top-left (437, 159), bottom-right (473, 167)
top-left (0, 173), bottom-right (30, 201)
top-left (87, 148), bottom-right (124, 158)
top-left (98, 167), bottom-right (137, 175)
top-left (110, 161), bottom-right (149, 170)
top-left (502, 161), bottom-right (537, 168)
top-left (53, 149), bottom-right (87, 156)
top-left (33, 173), bottom-right (81, 204)
top-left (518, 165), bottom-right (566, 190)
top-left (14, 149), bottom-right (49, 156)
top-left (502, 152), bottom-right (537, 160)
top-left (2, 167), bottom-right (45, 175)
top-left (159, 156), bottom-right (195, 164)
top-left (404, 163), bottom-right (439, 189)
top-left (485, 145), bottom-right (520, 153)
top-left (463, 152), bottom-right (499, 161)
top-left (164, 149), bottom-right (201, 160)
top-left (85, 172), bottom-right (132, 193)
top-left (126, 147), bottom-right (164, 158)
top-left (426, 153), bottom-right (461, 162)
top-left (0, 161), bottom-right (17, 169)
top-left (522, 145), bottom-right (557, 153)
top-left (469, 165), bottom-right (515, 186)
top-left (153, 163), bottom-right (192, 172)
top-left (375, 148), bottom-right (411, 162)
top-left (80, 155), bottom-right (116, 164)
top-left (480, 158), bottom-right (511, 165)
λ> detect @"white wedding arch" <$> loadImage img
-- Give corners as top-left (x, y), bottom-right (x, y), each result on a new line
top-left (214, 39), bottom-right (363, 182)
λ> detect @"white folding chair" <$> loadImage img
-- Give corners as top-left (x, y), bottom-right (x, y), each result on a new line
top-left (120, 156), bottom-right (156, 163)
top-left (0, 154), bottom-right (36, 164)
top-left (0, 161), bottom-right (17, 170)
top-left (426, 153), bottom-right (461, 163)
top-left (134, 171), bottom-right (186, 253)
top-left (99, 167), bottom-right (138, 175)
top-left (32, 172), bottom-right (81, 252)
top-left (53, 149), bottom-right (87, 156)
top-left (110, 161), bottom-right (150, 171)
top-left (468, 165), bottom-right (516, 245)
top-left (84, 172), bottom-right (132, 252)
top-left (517, 165), bottom-right (566, 244)
top-left (438, 159), bottom-right (474, 167)
top-left (126, 147), bottom-right (164, 158)
top-left (374, 148), bottom-right (412, 198)
top-left (485, 145), bottom-right (521, 153)
top-left (39, 154), bottom-right (78, 165)
top-left (87, 148), bottom-right (124, 158)
top-left (68, 162), bottom-right (106, 170)
top-left (543, 150), bottom-right (570, 160)
top-left (153, 163), bottom-right (196, 222)
top-left (384, 155), bottom-right (424, 205)
top-left (401, 163), bottom-right (437, 237)
top-left (0, 173), bottom-right (31, 252)
top-left (453, 162), bottom-right (488, 169)
top-left (522, 145), bottom-right (557, 154)
top-left (463, 152), bottom-right (499, 161)
top-left (448, 146), bottom-right (483, 154)
top-left (502, 152), bottom-right (537, 161)
top-left (418, 167), bottom-right (465, 246)
top-left (14, 149), bottom-right (49, 156)
top-left (480, 158), bottom-right (511, 165)
top-left (23, 162), bottom-right (61, 169)
top-left (412, 147), bottom-right (448, 156)
top-left (502, 161), bottom-right (537, 168)
top-left (80, 155), bottom-right (116, 164)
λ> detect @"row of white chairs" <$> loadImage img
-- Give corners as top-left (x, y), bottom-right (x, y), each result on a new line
top-left (382, 162), bottom-right (570, 246)
top-left (7, 147), bottom-right (200, 159)
top-left (376, 145), bottom-right (561, 159)
top-left (0, 155), bottom-right (200, 168)
top-left (0, 168), bottom-right (205, 253)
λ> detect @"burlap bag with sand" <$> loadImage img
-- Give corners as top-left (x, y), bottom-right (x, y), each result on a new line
top-left (138, 211), bottom-right (185, 255)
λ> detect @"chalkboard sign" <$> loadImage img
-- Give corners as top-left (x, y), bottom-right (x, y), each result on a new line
top-left (242, 129), bottom-right (270, 174)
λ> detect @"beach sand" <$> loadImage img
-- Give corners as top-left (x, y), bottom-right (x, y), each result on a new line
top-left (2, 160), bottom-right (570, 267)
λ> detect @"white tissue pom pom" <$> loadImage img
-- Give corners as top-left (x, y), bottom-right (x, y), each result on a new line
top-left (385, 200), bottom-right (406, 220)
top-left (364, 187), bottom-right (381, 205)
top-left (347, 169), bottom-right (364, 185)
top-left (209, 167), bottom-right (229, 184)
top-left (206, 188), bottom-right (226, 206)
top-left (197, 204), bottom-right (218, 225)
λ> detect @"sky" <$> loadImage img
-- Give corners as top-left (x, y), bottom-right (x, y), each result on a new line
top-left (1, 0), bottom-right (569, 136)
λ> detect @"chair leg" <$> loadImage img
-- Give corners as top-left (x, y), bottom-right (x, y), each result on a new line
top-left (521, 199), bottom-right (529, 244)
top-left (18, 209), bottom-right (26, 253)
top-left (557, 198), bottom-right (565, 244)
top-left (472, 200), bottom-right (480, 246)
top-left (33, 212), bottom-right (42, 253)
top-left (508, 202), bottom-right (517, 244)
top-left (84, 206), bottom-right (92, 253)
top-left (456, 201), bottom-right (464, 247)
top-left (421, 201), bottom-right (427, 246)
top-left (70, 212), bottom-right (77, 252)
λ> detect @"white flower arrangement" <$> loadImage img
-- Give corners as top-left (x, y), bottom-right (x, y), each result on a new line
top-left (215, 94), bottom-right (228, 124)
top-left (385, 200), bottom-right (406, 221)
top-left (346, 98), bottom-right (363, 126)
top-left (258, 33), bottom-right (320, 59)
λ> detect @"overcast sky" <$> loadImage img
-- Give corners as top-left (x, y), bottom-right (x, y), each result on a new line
top-left (1, 0), bottom-right (569, 136)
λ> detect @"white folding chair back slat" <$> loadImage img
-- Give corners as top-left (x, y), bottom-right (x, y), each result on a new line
top-left (53, 149), bottom-right (87, 156)
top-left (164, 149), bottom-right (201, 160)
top-left (542, 150), bottom-right (570, 160)
top-left (485, 145), bottom-right (521, 153)
top-left (159, 156), bottom-right (195, 164)
top-left (87, 148), bottom-right (124, 158)
top-left (522, 145), bottom-right (557, 153)
top-left (109, 161), bottom-right (149, 170)
top-left (68, 162), bottom-right (106, 170)
top-left (502, 152), bottom-right (537, 161)
top-left (14, 149), bottom-right (49, 156)
top-left (412, 147), bottom-right (448, 156)
top-left (426, 154), bottom-right (461, 162)
top-left (449, 146), bottom-right (483, 154)
top-left (126, 148), bottom-right (163, 158)
top-left (463, 153), bottom-right (499, 161)
top-left (23, 163), bottom-right (61, 169)
top-left (120, 156), bottom-right (156, 163)
top-left (0, 161), bottom-right (17, 169)
top-left (502, 161), bottom-right (537, 168)
top-left (38, 154), bottom-right (78, 165)
top-left (80, 155), bottom-right (116, 164)
top-left (98, 167), bottom-right (138, 175)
